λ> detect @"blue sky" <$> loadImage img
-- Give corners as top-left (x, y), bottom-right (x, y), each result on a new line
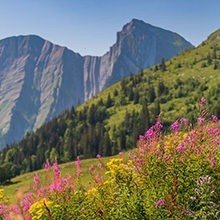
top-left (0, 0), bottom-right (219, 56)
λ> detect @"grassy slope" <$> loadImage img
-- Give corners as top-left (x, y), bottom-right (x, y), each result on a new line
top-left (2, 154), bottom-right (125, 203)
top-left (79, 32), bottom-right (220, 131)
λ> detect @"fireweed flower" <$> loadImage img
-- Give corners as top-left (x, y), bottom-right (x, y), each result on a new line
top-left (0, 204), bottom-right (7, 215)
top-left (155, 199), bottom-right (165, 207)
top-left (197, 117), bottom-right (205, 123)
top-left (9, 204), bottom-right (21, 215)
top-left (211, 115), bottom-right (218, 122)
top-left (176, 144), bottom-right (186, 152)
top-left (118, 151), bottom-right (124, 156)
top-left (200, 97), bottom-right (206, 105)
top-left (89, 165), bottom-right (95, 173)
top-left (171, 120), bottom-right (180, 132)
top-left (139, 135), bottom-right (145, 140)
top-left (153, 121), bottom-right (163, 132)
top-left (180, 117), bottom-right (188, 125)
top-left (45, 159), bottom-right (51, 169)
top-left (144, 128), bottom-right (155, 139)
top-left (33, 174), bottom-right (40, 191)
top-left (20, 193), bottom-right (33, 212)
top-left (75, 156), bottom-right (82, 176)
top-left (96, 154), bottom-right (102, 159)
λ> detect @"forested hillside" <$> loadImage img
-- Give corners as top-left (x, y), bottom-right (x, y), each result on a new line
top-left (0, 30), bottom-right (219, 182)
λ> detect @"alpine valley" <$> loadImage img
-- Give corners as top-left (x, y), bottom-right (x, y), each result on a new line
top-left (0, 19), bottom-right (193, 147)
top-left (0, 28), bottom-right (219, 178)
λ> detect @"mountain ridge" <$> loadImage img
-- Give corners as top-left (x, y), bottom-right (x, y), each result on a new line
top-left (0, 19), bottom-right (193, 148)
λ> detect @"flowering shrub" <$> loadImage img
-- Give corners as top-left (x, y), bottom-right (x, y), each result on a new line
top-left (0, 99), bottom-right (219, 219)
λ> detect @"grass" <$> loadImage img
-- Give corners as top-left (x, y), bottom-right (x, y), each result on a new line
top-left (1, 153), bottom-right (126, 204)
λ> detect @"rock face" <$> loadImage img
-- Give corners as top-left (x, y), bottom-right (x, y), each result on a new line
top-left (0, 19), bottom-right (193, 148)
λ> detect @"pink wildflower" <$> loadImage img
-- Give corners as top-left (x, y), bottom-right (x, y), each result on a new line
top-left (53, 160), bottom-right (60, 178)
top-left (75, 156), bottom-right (82, 176)
top-left (75, 156), bottom-right (81, 167)
top-left (200, 97), bottom-right (206, 105)
top-left (180, 117), bottom-right (188, 125)
top-left (96, 154), bottom-right (102, 159)
top-left (9, 204), bottom-right (21, 215)
top-left (153, 121), bottom-right (163, 132)
top-left (33, 174), bottom-right (40, 191)
top-left (118, 151), bottom-right (124, 156)
top-left (20, 193), bottom-right (33, 212)
top-left (207, 128), bottom-right (220, 136)
top-left (45, 159), bottom-right (51, 169)
top-left (34, 174), bottom-right (40, 184)
top-left (211, 115), bottom-right (218, 122)
top-left (171, 120), bottom-right (180, 132)
top-left (144, 128), bottom-right (155, 139)
top-left (89, 165), bottom-right (95, 173)
top-left (0, 204), bottom-right (7, 215)
top-left (98, 163), bottom-right (103, 169)
top-left (197, 117), bottom-right (205, 123)
top-left (176, 144), bottom-right (186, 152)
top-left (155, 199), bottom-right (165, 207)
top-left (139, 135), bottom-right (145, 140)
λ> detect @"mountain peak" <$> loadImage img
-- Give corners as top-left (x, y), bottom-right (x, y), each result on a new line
top-left (207, 29), bottom-right (220, 42)
top-left (122, 19), bottom-right (152, 32)
top-left (0, 21), bottom-right (193, 148)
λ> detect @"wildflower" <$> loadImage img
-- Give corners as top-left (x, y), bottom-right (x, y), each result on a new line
top-left (209, 156), bottom-right (217, 168)
top-left (9, 204), bottom-right (21, 215)
top-left (153, 121), bottom-right (163, 132)
top-left (144, 128), bottom-right (155, 139)
top-left (211, 115), bottom-right (218, 122)
top-left (75, 156), bottom-right (82, 176)
top-left (155, 199), bottom-right (165, 207)
top-left (29, 198), bottom-right (53, 220)
top-left (33, 174), bottom-right (40, 191)
top-left (139, 135), bottom-right (145, 140)
top-left (0, 204), bottom-right (7, 215)
top-left (98, 163), bottom-right (103, 169)
top-left (197, 176), bottom-right (211, 186)
top-left (53, 160), bottom-right (60, 178)
top-left (96, 154), bottom-right (102, 159)
top-left (20, 193), bottom-right (33, 212)
top-left (75, 156), bottom-right (81, 167)
top-left (89, 165), bottom-right (95, 173)
top-left (180, 117), bottom-right (188, 125)
top-left (118, 151), bottom-right (124, 156)
top-left (200, 97), bottom-right (206, 105)
top-left (176, 144), bottom-right (186, 152)
top-left (190, 196), bottom-right (196, 201)
top-left (207, 128), bottom-right (220, 136)
top-left (0, 189), bottom-right (4, 200)
top-left (171, 120), bottom-right (180, 132)
top-left (197, 117), bottom-right (205, 123)
top-left (45, 159), bottom-right (51, 169)
top-left (34, 174), bottom-right (40, 184)
top-left (86, 187), bottom-right (98, 196)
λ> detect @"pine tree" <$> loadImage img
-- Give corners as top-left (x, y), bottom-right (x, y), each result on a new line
top-left (106, 93), bottom-right (113, 107)
top-left (160, 58), bottom-right (166, 71)
top-left (103, 132), bottom-right (112, 156)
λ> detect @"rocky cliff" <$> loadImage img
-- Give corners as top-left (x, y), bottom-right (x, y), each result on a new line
top-left (0, 19), bottom-right (193, 147)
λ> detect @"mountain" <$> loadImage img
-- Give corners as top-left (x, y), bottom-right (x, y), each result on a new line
top-left (0, 19), bottom-right (193, 148)
top-left (0, 29), bottom-right (219, 177)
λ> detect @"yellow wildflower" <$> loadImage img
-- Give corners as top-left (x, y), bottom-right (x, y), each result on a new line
top-left (0, 189), bottom-right (4, 200)
top-left (29, 198), bottom-right (53, 219)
